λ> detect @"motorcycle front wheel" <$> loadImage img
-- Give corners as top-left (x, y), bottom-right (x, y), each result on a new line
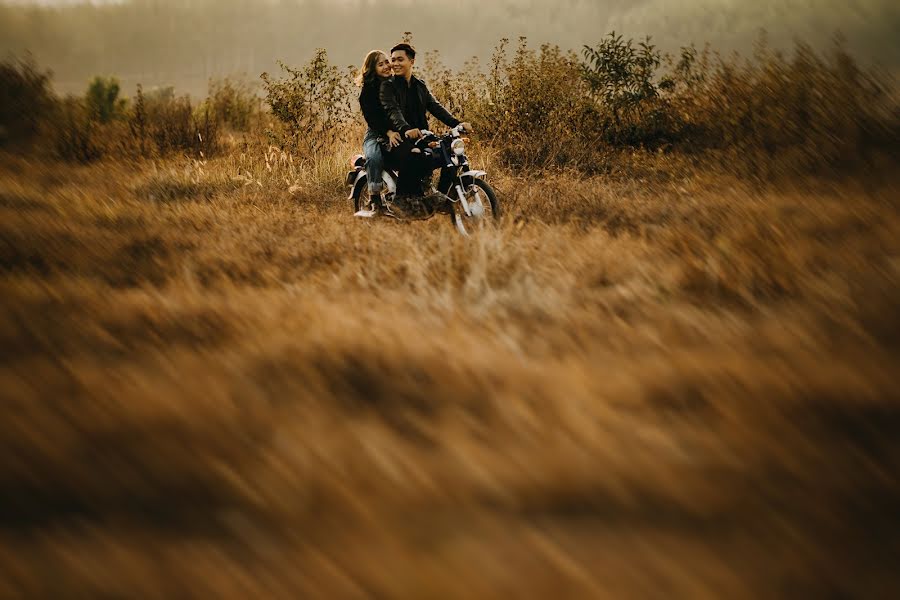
top-left (450, 178), bottom-right (500, 236)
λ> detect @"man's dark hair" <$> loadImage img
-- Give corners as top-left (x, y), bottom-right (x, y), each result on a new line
top-left (390, 43), bottom-right (416, 60)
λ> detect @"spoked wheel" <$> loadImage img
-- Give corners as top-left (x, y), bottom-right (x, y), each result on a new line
top-left (353, 176), bottom-right (397, 219)
top-left (353, 177), bottom-right (373, 214)
top-left (450, 178), bottom-right (500, 236)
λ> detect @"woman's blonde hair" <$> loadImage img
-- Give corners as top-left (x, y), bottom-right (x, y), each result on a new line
top-left (356, 50), bottom-right (387, 87)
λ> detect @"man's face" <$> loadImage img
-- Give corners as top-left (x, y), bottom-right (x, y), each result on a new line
top-left (391, 50), bottom-right (414, 78)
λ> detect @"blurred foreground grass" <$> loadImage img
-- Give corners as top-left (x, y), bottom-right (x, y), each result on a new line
top-left (1, 151), bottom-right (899, 598)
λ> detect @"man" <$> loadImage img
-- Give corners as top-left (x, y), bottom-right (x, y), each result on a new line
top-left (380, 42), bottom-right (472, 198)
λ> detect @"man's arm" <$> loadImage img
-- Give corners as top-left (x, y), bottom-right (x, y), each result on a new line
top-left (380, 79), bottom-right (412, 135)
top-left (422, 82), bottom-right (460, 128)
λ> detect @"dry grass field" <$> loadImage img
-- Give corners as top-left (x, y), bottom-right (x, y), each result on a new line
top-left (1, 143), bottom-right (899, 597)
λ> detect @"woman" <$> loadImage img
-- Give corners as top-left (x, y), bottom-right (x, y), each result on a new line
top-left (356, 50), bottom-right (401, 210)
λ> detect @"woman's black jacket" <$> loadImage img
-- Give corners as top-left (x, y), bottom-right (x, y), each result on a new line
top-left (359, 77), bottom-right (392, 136)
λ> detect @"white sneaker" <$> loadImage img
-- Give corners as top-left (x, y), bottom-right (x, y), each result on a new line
top-left (354, 209), bottom-right (378, 218)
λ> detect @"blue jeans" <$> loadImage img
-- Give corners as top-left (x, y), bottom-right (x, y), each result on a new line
top-left (363, 129), bottom-right (385, 194)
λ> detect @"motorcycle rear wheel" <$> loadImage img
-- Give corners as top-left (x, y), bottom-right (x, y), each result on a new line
top-left (352, 176), bottom-right (372, 214)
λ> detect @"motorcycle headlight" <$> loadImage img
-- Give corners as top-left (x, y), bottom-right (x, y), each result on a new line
top-left (451, 138), bottom-right (465, 156)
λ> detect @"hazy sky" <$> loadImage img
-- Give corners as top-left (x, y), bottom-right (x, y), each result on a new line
top-left (2, 0), bottom-right (897, 94)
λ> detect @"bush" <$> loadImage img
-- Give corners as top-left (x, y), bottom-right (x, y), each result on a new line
top-left (491, 40), bottom-right (599, 169)
top-left (129, 85), bottom-right (219, 157)
top-left (423, 33), bottom-right (897, 176)
top-left (48, 76), bottom-right (130, 162)
top-left (129, 84), bottom-right (149, 157)
top-left (426, 38), bottom-right (600, 171)
top-left (5, 37), bottom-right (897, 178)
top-left (0, 54), bottom-right (55, 147)
top-left (147, 89), bottom-right (192, 154)
top-left (45, 81), bottom-right (219, 162)
top-left (86, 76), bottom-right (127, 124)
top-left (581, 33), bottom-right (678, 147)
top-left (52, 96), bottom-right (103, 162)
top-left (670, 37), bottom-right (897, 176)
top-left (203, 76), bottom-right (260, 131)
top-left (260, 49), bottom-right (354, 158)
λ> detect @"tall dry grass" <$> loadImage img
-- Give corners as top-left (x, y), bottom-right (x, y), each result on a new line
top-left (1, 142), bottom-right (899, 596)
top-left (1, 33), bottom-right (899, 598)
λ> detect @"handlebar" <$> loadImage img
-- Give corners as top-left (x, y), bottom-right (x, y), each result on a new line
top-left (415, 125), bottom-right (468, 144)
top-left (410, 124), bottom-right (472, 153)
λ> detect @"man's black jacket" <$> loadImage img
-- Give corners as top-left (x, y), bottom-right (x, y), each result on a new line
top-left (380, 75), bottom-right (460, 135)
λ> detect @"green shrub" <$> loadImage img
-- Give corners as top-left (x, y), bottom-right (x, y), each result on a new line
top-left (581, 33), bottom-right (676, 147)
top-left (86, 76), bottom-right (127, 124)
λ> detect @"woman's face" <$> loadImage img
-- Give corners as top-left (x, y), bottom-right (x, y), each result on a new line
top-left (376, 54), bottom-right (392, 78)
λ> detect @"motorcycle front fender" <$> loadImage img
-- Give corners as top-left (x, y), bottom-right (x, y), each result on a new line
top-left (460, 169), bottom-right (487, 180)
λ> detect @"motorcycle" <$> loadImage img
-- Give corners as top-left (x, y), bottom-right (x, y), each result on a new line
top-left (346, 124), bottom-right (500, 236)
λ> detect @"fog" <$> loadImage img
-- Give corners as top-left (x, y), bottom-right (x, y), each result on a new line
top-left (2, 0), bottom-right (897, 95)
